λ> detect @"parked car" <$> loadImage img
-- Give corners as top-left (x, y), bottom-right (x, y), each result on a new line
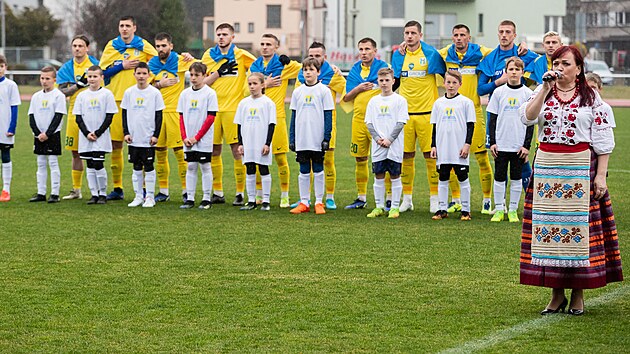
top-left (584, 59), bottom-right (614, 85)
top-left (22, 59), bottom-right (63, 71)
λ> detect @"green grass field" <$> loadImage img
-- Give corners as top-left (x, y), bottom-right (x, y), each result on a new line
top-left (0, 102), bottom-right (627, 352)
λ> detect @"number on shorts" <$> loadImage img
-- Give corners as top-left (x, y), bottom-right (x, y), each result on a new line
top-left (350, 143), bottom-right (358, 154)
top-left (66, 136), bottom-right (74, 147)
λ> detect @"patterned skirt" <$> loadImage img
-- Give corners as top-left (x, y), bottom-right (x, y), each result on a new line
top-left (520, 148), bottom-right (623, 289)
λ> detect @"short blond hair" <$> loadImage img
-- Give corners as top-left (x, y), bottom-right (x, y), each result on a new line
top-left (585, 72), bottom-right (603, 90)
top-left (377, 67), bottom-right (394, 79)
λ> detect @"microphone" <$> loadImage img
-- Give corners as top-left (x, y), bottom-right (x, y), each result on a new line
top-left (542, 71), bottom-right (562, 82)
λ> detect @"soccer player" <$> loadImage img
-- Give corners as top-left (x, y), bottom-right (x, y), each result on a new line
top-left (430, 70), bottom-right (476, 221)
top-left (236, 72), bottom-right (277, 211)
top-left (148, 32), bottom-right (196, 203)
top-left (296, 41), bottom-right (347, 209)
top-left (0, 55), bottom-right (21, 202)
top-left (121, 62), bottom-right (165, 208)
top-left (28, 66), bottom-right (67, 203)
top-left (586, 72), bottom-right (616, 128)
top-left (487, 57), bottom-right (534, 222)
top-left (391, 20), bottom-right (446, 213)
top-left (202, 23), bottom-right (256, 206)
top-left (343, 37), bottom-right (389, 210)
top-left (73, 66), bottom-right (118, 204)
top-left (99, 15), bottom-right (157, 201)
top-left (178, 62), bottom-right (219, 210)
top-left (364, 68), bottom-right (408, 219)
top-left (248, 33), bottom-right (299, 208)
top-left (57, 35), bottom-right (100, 200)
top-left (525, 31), bottom-right (563, 85)
top-left (289, 57), bottom-right (334, 215)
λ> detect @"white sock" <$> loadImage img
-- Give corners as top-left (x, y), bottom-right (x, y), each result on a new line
top-left (256, 188), bottom-right (263, 198)
top-left (96, 168), bottom-right (108, 196)
top-left (494, 180), bottom-right (506, 212)
top-left (403, 194), bottom-right (413, 203)
top-left (281, 191), bottom-right (289, 198)
top-left (327, 193), bottom-right (334, 200)
top-left (2, 161), bottom-right (12, 193)
top-left (160, 188), bottom-right (169, 195)
top-left (373, 177), bottom-right (385, 209)
top-left (132, 170), bottom-right (144, 199)
top-left (36, 155), bottom-right (47, 195)
top-left (358, 194), bottom-right (366, 202)
top-left (261, 173), bottom-right (271, 203)
top-left (438, 180), bottom-right (449, 211)
top-left (246, 174), bottom-right (256, 203)
top-left (298, 173), bottom-right (310, 205)
top-left (145, 170), bottom-right (156, 199)
top-left (391, 177), bottom-right (402, 209)
top-left (314, 171), bottom-right (324, 204)
top-left (452, 198), bottom-right (461, 204)
top-left (86, 168), bottom-right (98, 197)
top-left (48, 155), bottom-right (60, 196)
top-left (200, 162), bottom-right (212, 201)
top-left (186, 163), bottom-right (199, 202)
top-left (460, 178), bottom-right (471, 212)
top-left (214, 190), bottom-right (224, 197)
top-left (509, 179), bottom-right (523, 212)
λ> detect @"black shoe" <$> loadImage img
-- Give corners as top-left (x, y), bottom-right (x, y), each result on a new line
top-left (568, 297), bottom-right (584, 316)
top-left (182, 192), bottom-right (188, 202)
top-left (97, 196), bottom-right (107, 204)
top-left (29, 194), bottom-right (46, 202)
top-left (261, 202), bottom-right (270, 211)
top-left (198, 200), bottom-right (212, 210)
top-left (180, 200), bottom-right (195, 209)
top-left (87, 196), bottom-right (99, 205)
top-left (211, 193), bottom-right (225, 204)
top-left (240, 202), bottom-right (257, 211)
top-left (232, 194), bottom-right (245, 206)
top-left (47, 195), bottom-right (60, 203)
top-left (541, 297), bottom-right (568, 315)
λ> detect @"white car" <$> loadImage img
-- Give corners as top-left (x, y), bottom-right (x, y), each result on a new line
top-left (584, 59), bottom-right (614, 85)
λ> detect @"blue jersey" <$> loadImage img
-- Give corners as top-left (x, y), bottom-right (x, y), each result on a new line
top-left (476, 45), bottom-right (538, 98)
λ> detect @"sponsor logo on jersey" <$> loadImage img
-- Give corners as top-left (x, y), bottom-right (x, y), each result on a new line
top-left (303, 95), bottom-right (315, 106)
top-left (506, 97), bottom-right (520, 110)
top-left (419, 57), bottom-right (427, 66)
top-left (379, 105), bottom-right (390, 116)
top-left (444, 107), bottom-right (456, 120)
top-left (408, 63), bottom-right (415, 70)
top-left (134, 97), bottom-right (144, 108)
top-left (190, 99), bottom-right (198, 109)
top-left (88, 98), bottom-right (101, 110)
top-left (134, 49), bottom-right (140, 56)
top-left (123, 53), bottom-right (130, 60)
top-left (41, 100), bottom-right (49, 108)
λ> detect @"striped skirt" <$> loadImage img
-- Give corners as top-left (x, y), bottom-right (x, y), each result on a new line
top-left (520, 148), bottom-right (623, 289)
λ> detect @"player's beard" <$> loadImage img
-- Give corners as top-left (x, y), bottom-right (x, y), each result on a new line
top-left (159, 51), bottom-right (170, 61)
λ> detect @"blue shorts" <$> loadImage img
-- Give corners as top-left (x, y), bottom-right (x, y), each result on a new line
top-left (372, 159), bottom-right (401, 176)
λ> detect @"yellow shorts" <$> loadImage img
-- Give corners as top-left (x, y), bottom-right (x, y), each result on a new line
top-left (272, 115), bottom-right (289, 154)
top-left (470, 106), bottom-right (487, 154)
top-left (157, 111), bottom-right (184, 148)
top-left (350, 119), bottom-right (371, 157)
top-left (404, 113), bottom-right (432, 153)
top-left (213, 111), bottom-right (238, 145)
top-left (110, 101), bottom-right (124, 142)
top-left (64, 113), bottom-right (79, 151)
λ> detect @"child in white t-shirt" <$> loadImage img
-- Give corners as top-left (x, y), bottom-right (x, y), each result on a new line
top-left (430, 69), bottom-right (476, 221)
top-left (0, 55), bottom-right (21, 202)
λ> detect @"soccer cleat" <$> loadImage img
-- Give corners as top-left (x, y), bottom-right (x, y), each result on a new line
top-left (255, 195), bottom-right (263, 205)
top-left (432, 210), bottom-right (448, 220)
top-left (62, 189), bottom-right (82, 200)
top-left (325, 198), bottom-right (337, 210)
top-left (211, 193), bottom-right (225, 204)
top-left (232, 194), bottom-right (244, 206)
top-left (240, 202), bottom-right (257, 211)
top-left (97, 196), bottom-right (107, 204)
top-left (367, 207), bottom-right (385, 218)
top-left (314, 202), bottom-right (326, 215)
top-left (154, 192), bottom-right (170, 202)
top-left (447, 202), bottom-right (462, 213)
top-left (461, 211), bottom-right (472, 221)
top-left (429, 196), bottom-right (439, 213)
top-left (142, 197), bottom-right (156, 208)
top-left (280, 196), bottom-right (290, 208)
top-left (182, 193), bottom-right (188, 202)
top-left (261, 202), bottom-right (271, 211)
top-left (87, 196), bottom-right (99, 205)
top-left (491, 211), bottom-right (505, 222)
top-left (48, 195), bottom-right (60, 203)
top-left (290, 202), bottom-right (310, 214)
top-left (384, 200), bottom-right (392, 212)
top-left (0, 190), bottom-right (10, 202)
top-left (290, 200), bottom-right (310, 208)
top-left (508, 210), bottom-right (520, 223)
top-left (481, 201), bottom-right (492, 214)
top-left (199, 200), bottom-right (212, 210)
top-left (106, 188), bottom-right (124, 201)
top-left (388, 208), bottom-right (400, 219)
top-left (29, 194), bottom-right (46, 202)
top-left (128, 197), bottom-right (144, 207)
top-left (399, 199), bottom-right (414, 212)
top-left (180, 200), bottom-right (195, 209)
top-left (344, 198), bottom-right (367, 209)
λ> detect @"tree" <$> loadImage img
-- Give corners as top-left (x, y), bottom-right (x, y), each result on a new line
top-left (5, 4), bottom-right (61, 47)
top-left (157, 0), bottom-right (191, 53)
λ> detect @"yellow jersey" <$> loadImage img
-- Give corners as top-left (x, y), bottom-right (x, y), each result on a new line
top-left (99, 38), bottom-right (157, 101)
top-left (201, 46), bottom-right (256, 112)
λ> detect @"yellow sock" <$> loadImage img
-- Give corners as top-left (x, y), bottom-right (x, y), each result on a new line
top-left (476, 152), bottom-right (493, 198)
top-left (402, 157), bottom-right (415, 195)
top-left (234, 159), bottom-right (245, 194)
top-left (255, 170), bottom-right (262, 191)
top-left (156, 149), bottom-right (169, 190)
top-left (174, 148), bottom-right (187, 191)
top-left (324, 150), bottom-right (335, 195)
top-left (72, 169), bottom-right (83, 190)
top-left (211, 155), bottom-right (223, 193)
top-left (356, 159), bottom-right (369, 196)
top-left (111, 147), bottom-right (124, 189)
top-left (450, 170), bottom-right (460, 199)
top-left (275, 153), bottom-right (290, 194)
top-left (385, 173), bottom-right (392, 197)
top-left (426, 158), bottom-right (438, 196)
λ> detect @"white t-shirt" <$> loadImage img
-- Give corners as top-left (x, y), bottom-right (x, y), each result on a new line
top-left (289, 82), bottom-right (334, 151)
top-left (0, 78), bottom-right (21, 145)
top-left (486, 84), bottom-right (533, 152)
top-left (121, 85), bottom-right (165, 147)
top-left (601, 101), bottom-right (616, 128)
top-left (177, 85), bottom-right (219, 153)
top-left (28, 88), bottom-right (67, 135)
top-left (430, 94), bottom-right (476, 166)
top-left (364, 92), bottom-right (409, 163)
top-left (73, 87), bottom-right (118, 153)
top-left (234, 95), bottom-right (277, 165)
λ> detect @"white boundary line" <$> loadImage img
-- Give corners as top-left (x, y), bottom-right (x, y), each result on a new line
top-left (608, 169), bottom-right (630, 174)
top-left (439, 285), bottom-right (629, 354)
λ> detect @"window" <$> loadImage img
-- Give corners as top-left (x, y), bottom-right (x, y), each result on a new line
top-left (598, 12), bottom-right (609, 27)
top-left (205, 20), bottom-right (215, 39)
top-left (425, 13), bottom-right (457, 48)
top-left (248, 22), bottom-right (254, 33)
top-left (545, 16), bottom-right (563, 33)
top-left (616, 12), bottom-right (626, 25)
top-left (382, 0), bottom-right (404, 19)
top-left (267, 5), bottom-right (281, 28)
top-left (234, 22), bottom-right (240, 33)
top-left (478, 13), bottom-right (483, 34)
top-left (381, 27), bottom-right (401, 49)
